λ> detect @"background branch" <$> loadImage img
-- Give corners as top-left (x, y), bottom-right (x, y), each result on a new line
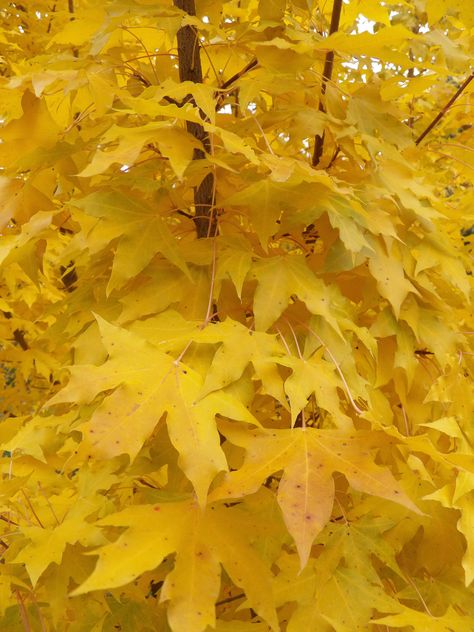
top-left (415, 72), bottom-right (474, 145)
top-left (312, 0), bottom-right (343, 167)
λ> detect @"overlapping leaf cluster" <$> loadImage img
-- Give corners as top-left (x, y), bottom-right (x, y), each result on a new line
top-left (0, 0), bottom-right (473, 630)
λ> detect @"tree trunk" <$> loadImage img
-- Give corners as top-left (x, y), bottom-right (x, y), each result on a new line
top-left (174, 0), bottom-right (216, 238)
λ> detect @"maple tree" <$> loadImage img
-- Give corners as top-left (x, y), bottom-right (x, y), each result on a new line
top-left (0, 0), bottom-right (473, 629)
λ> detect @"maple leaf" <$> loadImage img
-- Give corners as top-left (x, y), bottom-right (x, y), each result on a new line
top-left (48, 317), bottom-right (257, 505)
top-left (374, 605), bottom-right (474, 631)
top-left (226, 180), bottom-right (286, 248)
top-left (211, 422), bottom-right (420, 568)
top-left (250, 255), bottom-right (346, 334)
top-left (72, 190), bottom-right (190, 292)
top-left (14, 500), bottom-right (105, 587)
top-left (193, 318), bottom-right (286, 402)
top-left (0, 1), bottom-right (473, 630)
top-left (215, 235), bottom-right (253, 298)
top-left (72, 500), bottom-right (279, 632)
top-left (276, 351), bottom-right (353, 428)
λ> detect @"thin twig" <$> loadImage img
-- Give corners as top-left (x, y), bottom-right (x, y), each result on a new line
top-left (37, 482), bottom-right (60, 526)
top-left (0, 514), bottom-right (19, 526)
top-left (204, 237), bottom-right (218, 323)
top-left (327, 146), bottom-right (340, 169)
top-left (15, 590), bottom-right (32, 632)
top-left (121, 26), bottom-right (160, 85)
top-left (401, 404), bottom-right (410, 436)
top-left (251, 113), bottom-right (274, 154)
top-left (68, 0), bottom-right (78, 57)
top-left (432, 150), bottom-right (474, 171)
top-left (30, 592), bottom-right (48, 632)
top-left (415, 72), bottom-right (474, 145)
top-left (215, 58), bottom-right (258, 111)
top-left (334, 496), bottom-right (348, 524)
top-left (46, 3), bottom-right (56, 33)
top-left (123, 52), bottom-right (177, 63)
top-left (426, 141), bottom-right (474, 153)
top-left (199, 43), bottom-right (221, 86)
top-left (216, 592), bottom-right (245, 607)
top-left (3, 311), bottom-right (29, 350)
top-left (21, 490), bottom-right (44, 528)
top-left (220, 59), bottom-right (258, 91)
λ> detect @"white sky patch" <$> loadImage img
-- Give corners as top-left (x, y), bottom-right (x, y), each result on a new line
top-left (370, 59), bottom-right (382, 73)
top-left (218, 102), bottom-right (258, 115)
top-left (341, 13), bottom-right (428, 79)
top-left (218, 104), bottom-right (233, 114)
top-left (356, 15), bottom-right (375, 34)
top-left (120, 164), bottom-right (130, 172)
top-left (343, 57), bottom-right (359, 71)
top-left (202, 15), bottom-right (210, 23)
top-left (343, 15), bottom-right (380, 77)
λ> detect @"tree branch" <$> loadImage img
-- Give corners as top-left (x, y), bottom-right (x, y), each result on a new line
top-left (215, 58), bottom-right (259, 111)
top-left (415, 72), bottom-right (474, 145)
top-left (3, 311), bottom-right (29, 350)
top-left (174, 0), bottom-right (216, 238)
top-left (220, 58), bottom-right (258, 91)
top-left (215, 593), bottom-right (245, 607)
top-left (312, 0), bottom-right (343, 167)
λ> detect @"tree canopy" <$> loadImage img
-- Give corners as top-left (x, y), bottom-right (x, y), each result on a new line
top-left (0, 0), bottom-right (473, 630)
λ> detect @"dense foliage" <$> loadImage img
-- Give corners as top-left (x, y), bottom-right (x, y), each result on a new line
top-left (0, 0), bottom-right (473, 630)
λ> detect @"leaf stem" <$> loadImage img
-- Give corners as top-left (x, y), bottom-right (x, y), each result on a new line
top-left (21, 490), bottom-right (44, 528)
top-left (296, 319), bottom-right (364, 415)
top-left (121, 26), bottom-right (160, 85)
top-left (15, 590), bottom-right (31, 632)
top-left (405, 575), bottom-right (434, 616)
top-left (37, 482), bottom-right (60, 526)
top-left (276, 328), bottom-right (293, 356)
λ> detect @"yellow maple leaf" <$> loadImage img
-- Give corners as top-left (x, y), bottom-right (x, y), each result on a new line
top-left (210, 423), bottom-right (420, 568)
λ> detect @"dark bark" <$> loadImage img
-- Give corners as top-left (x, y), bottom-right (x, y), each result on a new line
top-left (3, 311), bottom-right (28, 350)
top-left (312, 0), bottom-right (343, 167)
top-left (174, 0), bottom-right (216, 238)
